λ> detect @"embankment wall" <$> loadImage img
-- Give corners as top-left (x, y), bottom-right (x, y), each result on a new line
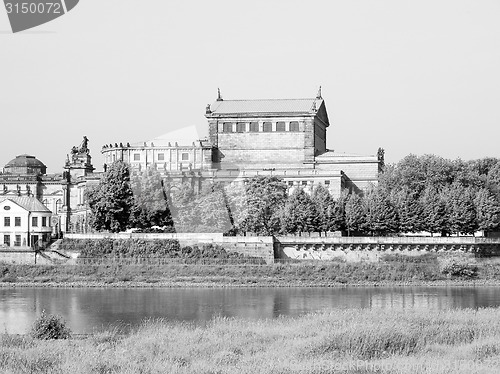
top-left (275, 236), bottom-right (500, 262)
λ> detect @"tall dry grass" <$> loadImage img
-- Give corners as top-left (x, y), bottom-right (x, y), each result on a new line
top-left (1, 308), bottom-right (500, 373)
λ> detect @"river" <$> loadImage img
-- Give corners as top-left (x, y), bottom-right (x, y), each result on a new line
top-left (1, 286), bottom-right (500, 334)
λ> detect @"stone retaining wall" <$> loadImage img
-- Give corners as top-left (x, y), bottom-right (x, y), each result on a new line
top-left (275, 236), bottom-right (500, 262)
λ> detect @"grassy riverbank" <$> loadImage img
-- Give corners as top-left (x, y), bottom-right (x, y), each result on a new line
top-left (2, 309), bottom-right (500, 373)
top-left (1, 254), bottom-right (500, 287)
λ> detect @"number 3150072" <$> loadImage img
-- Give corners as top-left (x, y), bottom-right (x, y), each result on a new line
top-left (5, 2), bottom-right (62, 14)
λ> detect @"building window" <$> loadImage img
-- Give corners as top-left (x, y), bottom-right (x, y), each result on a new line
top-left (249, 122), bottom-right (259, 132)
top-left (290, 121), bottom-right (299, 132)
top-left (42, 217), bottom-right (47, 227)
top-left (133, 154), bottom-right (141, 161)
top-left (3, 235), bottom-right (10, 247)
top-left (276, 122), bottom-right (286, 132)
top-left (4, 217), bottom-right (10, 227)
top-left (112, 154), bottom-right (116, 162)
top-left (263, 122), bottom-right (272, 132)
top-left (302, 181), bottom-right (307, 186)
top-left (223, 122), bottom-right (233, 133)
top-left (14, 235), bottom-right (21, 247)
top-left (158, 153), bottom-right (165, 161)
top-left (325, 180), bottom-right (330, 185)
top-left (181, 153), bottom-right (189, 161)
top-left (15, 217), bottom-right (21, 227)
top-left (56, 199), bottom-right (62, 213)
top-left (288, 181), bottom-right (294, 186)
top-left (32, 217), bottom-right (38, 227)
top-left (236, 122), bottom-right (246, 133)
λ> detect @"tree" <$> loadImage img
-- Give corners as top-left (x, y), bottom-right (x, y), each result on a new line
top-left (225, 183), bottom-right (249, 233)
top-left (362, 187), bottom-right (399, 236)
top-left (446, 183), bottom-right (477, 235)
top-left (129, 169), bottom-right (173, 230)
top-left (281, 188), bottom-right (319, 234)
top-left (474, 188), bottom-right (500, 232)
top-left (240, 176), bottom-right (288, 235)
top-left (169, 183), bottom-right (196, 232)
top-left (344, 193), bottom-right (365, 236)
top-left (329, 192), bottom-right (347, 233)
top-left (420, 186), bottom-right (449, 236)
top-left (394, 188), bottom-right (424, 233)
top-left (86, 161), bottom-right (134, 232)
top-left (193, 183), bottom-right (233, 233)
top-left (311, 184), bottom-right (333, 234)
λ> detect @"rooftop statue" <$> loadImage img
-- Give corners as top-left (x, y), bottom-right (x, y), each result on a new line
top-left (79, 136), bottom-right (90, 154)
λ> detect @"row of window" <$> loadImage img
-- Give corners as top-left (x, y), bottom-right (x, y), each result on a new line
top-left (2, 216), bottom-right (48, 227)
top-left (288, 181), bottom-right (331, 187)
top-left (222, 121), bottom-right (301, 133)
top-left (2, 234), bottom-right (41, 247)
top-left (131, 153), bottom-right (190, 162)
top-left (3, 234), bottom-right (22, 247)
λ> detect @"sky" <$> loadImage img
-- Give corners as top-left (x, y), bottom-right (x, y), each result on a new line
top-left (1, 0), bottom-right (500, 173)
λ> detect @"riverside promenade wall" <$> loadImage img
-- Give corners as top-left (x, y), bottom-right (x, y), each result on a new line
top-left (4, 235), bottom-right (500, 265)
top-left (275, 236), bottom-right (500, 262)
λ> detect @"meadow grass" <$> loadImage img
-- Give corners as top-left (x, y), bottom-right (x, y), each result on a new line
top-left (1, 308), bottom-right (500, 373)
top-left (2, 253), bottom-right (499, 287)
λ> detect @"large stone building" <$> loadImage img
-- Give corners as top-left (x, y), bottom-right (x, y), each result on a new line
top-left (102, 90), bottom-right (381, 197)
top-left (0, 90), bottom-right (381, 242)
top-left (0, 138), bottom-right (101, 240)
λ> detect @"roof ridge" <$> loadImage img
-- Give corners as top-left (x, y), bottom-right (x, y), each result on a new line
top-left (216, 98), bottom-right (319, 102)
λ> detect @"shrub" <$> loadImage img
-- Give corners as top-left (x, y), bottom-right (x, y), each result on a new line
top-left (30, 311), bottom-right (71, 340)
top-left (438, 255), bottom-right (478, 278)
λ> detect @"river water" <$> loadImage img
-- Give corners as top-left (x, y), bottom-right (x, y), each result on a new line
top-left (1, 286), bottom-right (500, 334)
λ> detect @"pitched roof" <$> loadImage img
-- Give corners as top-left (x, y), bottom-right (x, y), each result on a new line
top-left (208, 98), bottom-right (324, 116)
top-left (0, 196), bottom-right (51, 213)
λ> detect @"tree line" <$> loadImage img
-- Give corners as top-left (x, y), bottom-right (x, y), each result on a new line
top-left (86, 155), bottom-right (500, 236)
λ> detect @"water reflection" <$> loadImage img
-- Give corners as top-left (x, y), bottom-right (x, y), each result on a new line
top-left (1, 286), bottom-right (500, 334)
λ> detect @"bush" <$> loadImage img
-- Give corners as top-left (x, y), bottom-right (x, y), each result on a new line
top-left (30, 311), bottom-right (71, 340)
top-left (438, 255), bottom-right (478, 278)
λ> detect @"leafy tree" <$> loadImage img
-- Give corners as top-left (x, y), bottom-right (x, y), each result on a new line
top-left (225, 183), bottom-right (249, 233)
top-left (474, 188), bottom-right (500, 232)
top-left (193, 183), bottom-right (233, 233)
top-left (486, 162), bottom-right (500, 199)
top-left (344, 193), bottom-right (365, 236)
top-left (328, 192), bottom-right (348, 233)
top-left (446, 183), bottom-right (477, 235)
top-left (394, 154), bottom-right (455, 196)
top-left (420, 186), bottom-right (449, 236)
top-left (129, 169), bottom-right (173, 230)
top-left (86, 161), bottom-right (134, 232)
top-left (394, 188), bottom-right (424, 233)
top-left (362, 187), bottom-right (399, 236)
top-left (281, 188), bottom-right (319, 234)
top-left (240, 176), bottom-right (287, 235)
top-left (311, 184), bottom-right (333, 234)
top-left (170, 183), bottom-right (196, 232)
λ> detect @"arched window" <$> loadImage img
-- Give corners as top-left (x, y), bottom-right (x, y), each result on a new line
top-left (263, 122), bottom-right (272, 132)
top-left (223, 122), bottom-right (233, 132)
top-left (55, 199), bottom-right (62, 213)
top-left (276, 122), bottom-right (286, 132)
